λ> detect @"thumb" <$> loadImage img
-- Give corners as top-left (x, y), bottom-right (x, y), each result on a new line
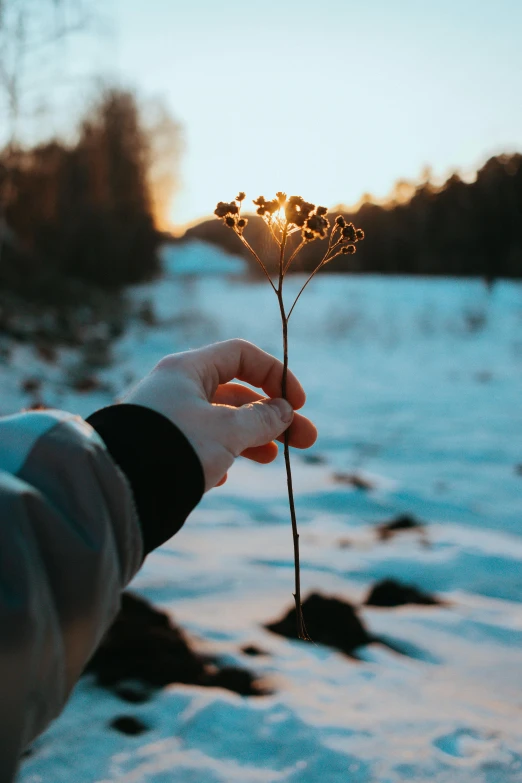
top-left (233, 398), bottom-right (294, 452)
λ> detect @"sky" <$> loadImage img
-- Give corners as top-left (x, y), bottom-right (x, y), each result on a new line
top-left (107, 0), bottom-right (522, 229)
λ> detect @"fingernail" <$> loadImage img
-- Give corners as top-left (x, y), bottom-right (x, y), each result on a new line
top-left (267, 398), bottom-right (294, 423)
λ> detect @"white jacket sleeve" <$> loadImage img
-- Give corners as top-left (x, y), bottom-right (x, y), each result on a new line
top-left (0, 410), bottom-right (143, 782)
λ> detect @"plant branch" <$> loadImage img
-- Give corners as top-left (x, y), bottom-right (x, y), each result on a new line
top-left (237, 233), bottom-right (277, 293)
top-left (287, 244), bottom-right (345, 320)
top-left (283, 239), bottom-right (305, 275)
top-left (267, 219), bottom-right (281, 247)
top-left (287, 261), bottom-right (325, 321)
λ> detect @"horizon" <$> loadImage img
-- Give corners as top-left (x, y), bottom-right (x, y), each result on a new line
top-left (111, 0), bottom-right (522, 230)
top-left (171, 149), bottom-right (517, 236)
top-left (1, 1), bottom-right (521, 232)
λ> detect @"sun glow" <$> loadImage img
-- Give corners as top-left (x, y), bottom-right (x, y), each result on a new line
top-left (275, 206), bottom-right (287, 226)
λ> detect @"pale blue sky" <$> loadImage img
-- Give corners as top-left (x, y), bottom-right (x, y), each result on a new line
top-left (112, 0), bottom-right (522, 228)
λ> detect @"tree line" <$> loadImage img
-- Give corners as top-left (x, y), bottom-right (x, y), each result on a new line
top-left (185, 153), bottom-right (522, 280)
top-left (0, 87), bottom-right (180, 302)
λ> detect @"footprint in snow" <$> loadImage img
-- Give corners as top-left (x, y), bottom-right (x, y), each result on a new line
top-left (110, 715), bottom-right (150, 736)
top-left (433, 727), bottom-right (498, 759)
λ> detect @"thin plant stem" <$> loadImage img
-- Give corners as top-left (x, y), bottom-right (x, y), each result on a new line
top-left (287, 249), bottom-right (344, 321)
top-left (287, 261), bottom-right (325, 321)
top-left (267, 219), bottom-right (281, 247)
top-left (276, 224), bottom-right (310, 641)
top-left (283, 239), bottom-right (305, 275)
top-left (237, 233), bottom-right (277, 293)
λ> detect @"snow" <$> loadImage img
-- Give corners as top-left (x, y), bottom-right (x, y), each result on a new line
top-left (13, 242), bottom-right (522, 782)
top-left (160, 240), bottom-right (246, 277)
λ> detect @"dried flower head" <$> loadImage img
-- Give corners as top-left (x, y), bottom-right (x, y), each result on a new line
top-left (214, 201), bottom-right (239, 218)
top-left (285, 204), bottom-right (306, 227)
top-left (287, 195), bottom-right (303, 207)
top-left (264, 199), bottom-right (280, 216)
top-left (304, 212), bottom-right (330, 239)
top-left (253, 196), bottom-right (271, 217)
top-left (341, 223), bottom-right (357, 241)
top-left (215, 193), bottom-right (364, 262)
top-left (283, 196), bottom-right (316, 229)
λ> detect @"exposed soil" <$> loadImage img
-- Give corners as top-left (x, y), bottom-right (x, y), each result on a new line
top-left (365, 578), bottom-right (443, 607)
top-left (85, 592), bottom-right (268, 698)
top-left (265, 592), bottom-right (373, 655)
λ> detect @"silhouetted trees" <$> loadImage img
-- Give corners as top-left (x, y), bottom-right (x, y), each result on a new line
top-left (0, 87), bottom-right (180, 299)
top-left (185, 153), bottom-right (522, 280)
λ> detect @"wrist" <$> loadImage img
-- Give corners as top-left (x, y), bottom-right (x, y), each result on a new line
top-left (86, 403), bottom-right (205, 557)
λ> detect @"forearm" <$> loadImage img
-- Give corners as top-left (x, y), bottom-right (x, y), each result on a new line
top-left (0, 405), bottom-right (203, 781)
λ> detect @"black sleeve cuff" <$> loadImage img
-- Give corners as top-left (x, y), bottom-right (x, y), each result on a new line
top-left (86, 403), bottom-right (205, 557)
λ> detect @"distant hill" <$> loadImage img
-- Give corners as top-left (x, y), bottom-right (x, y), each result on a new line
top-left (182, 154), bottom-right (522, 280)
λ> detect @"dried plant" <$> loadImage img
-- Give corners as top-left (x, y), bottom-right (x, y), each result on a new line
top-left (215, 192), bottom-right (365, 639)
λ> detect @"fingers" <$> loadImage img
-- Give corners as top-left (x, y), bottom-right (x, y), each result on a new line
top-left (212, 382), bottom-right (260, 406)
top-left (241, 442), bottom-right (279, 463)
top-left (230, 397), bottom-right (294, 454)
top-left (190, 339), bottom-right (306, 409)
top-left (214, 382), bottom-right (317, 449)
top-left (277, 417), bottom-right (318, 449)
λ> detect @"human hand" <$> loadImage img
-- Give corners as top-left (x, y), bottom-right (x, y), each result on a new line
top-left (122, 339), bottom-right (317, 491)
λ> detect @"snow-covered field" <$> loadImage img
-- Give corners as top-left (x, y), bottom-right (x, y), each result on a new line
top-left (15, 242), bottom-right (522, 782)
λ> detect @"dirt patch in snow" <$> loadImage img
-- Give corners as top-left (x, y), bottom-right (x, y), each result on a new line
top-left (85, 592), bottom-right (269, 698)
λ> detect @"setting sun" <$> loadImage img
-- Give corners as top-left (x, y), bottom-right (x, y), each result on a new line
top-left (275, 206), bottom-right (287, 226)
top-left (111, 0), bottom-right (522, 231)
